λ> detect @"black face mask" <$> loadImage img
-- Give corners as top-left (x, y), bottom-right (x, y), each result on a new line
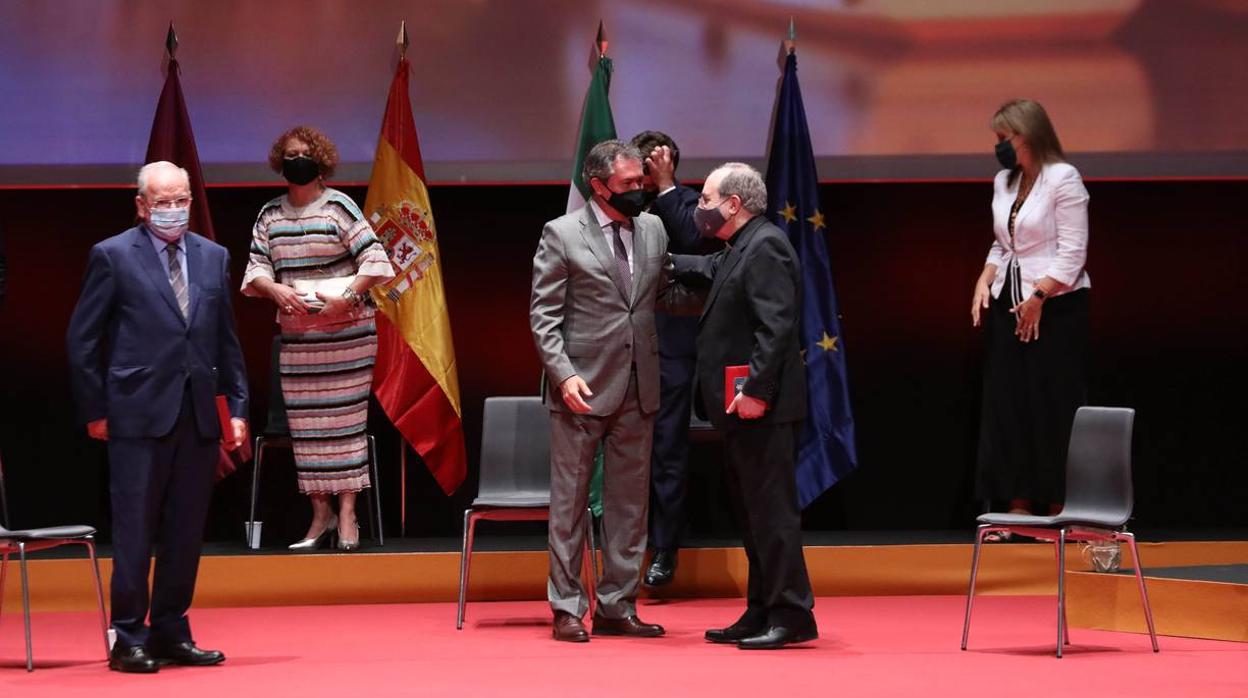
top-left (603, 187), bottom-right (648, 218)
top-left (283, 155), bottom-right (320, 185)
top-left (640, 189), bottom-right (659, 210)
top-left (995, 140), bottom-right (1018, 170)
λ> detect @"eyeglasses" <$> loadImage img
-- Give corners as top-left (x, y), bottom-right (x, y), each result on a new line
top-left (148, 197), bottom-right (192, 210)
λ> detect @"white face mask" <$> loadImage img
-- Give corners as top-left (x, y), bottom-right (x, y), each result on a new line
top-left (147, 206), bottom-right (190, 241)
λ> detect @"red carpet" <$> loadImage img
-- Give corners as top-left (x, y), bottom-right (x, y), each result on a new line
top-left (2, 596), bottom-right (1245, 697)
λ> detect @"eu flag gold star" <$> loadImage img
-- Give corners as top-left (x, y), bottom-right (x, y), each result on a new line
top-left (807, 209), bottom-right (826, 231)
top-left (780, 202), bottom-right (798, 223)
top-left (816, 331), bottom-right (839, 352)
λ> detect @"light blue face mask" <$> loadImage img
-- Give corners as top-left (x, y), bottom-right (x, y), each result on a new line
top-left (148, 206), bottom-right (190, 241)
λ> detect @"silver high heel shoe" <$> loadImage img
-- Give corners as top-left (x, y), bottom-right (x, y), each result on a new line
top-left (289, 515), bottom-right (339, 551)
top-left (336, 521), bottom-right (361, 552)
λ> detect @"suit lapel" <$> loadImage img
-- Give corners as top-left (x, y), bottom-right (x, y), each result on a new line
top-left (131, 227), bottom-right (187, 325)
top-left (575, 204), bottom-right (631, 303)
top-left (699, 217), bottom-right (761, 323)
top-left (628, 216), bottom-right (648, 306)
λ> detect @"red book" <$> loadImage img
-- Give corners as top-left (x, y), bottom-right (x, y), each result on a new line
top-left (215, 395), bottom-right (233, 440)
top-left (724, 365), bottom-right (749, 412)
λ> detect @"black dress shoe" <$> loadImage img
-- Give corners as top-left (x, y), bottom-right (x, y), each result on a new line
top-left (737, 625), bottom-right (819, 650)
top-left (553, 611), bottom-right (590, 643)
top-left (591, 614), bottom-right (665, 637)
top-left (705, 621), bottom-right (765, 644)
top-left (109, 645), bottom-right (160, 673)
top-left (644, 550), bottom-right (677, 588)
top-left (149, 641), bottom-right (225, 666)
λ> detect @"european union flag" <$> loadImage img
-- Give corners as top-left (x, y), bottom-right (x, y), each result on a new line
top-left (764, 50), bottom-right (858, 508)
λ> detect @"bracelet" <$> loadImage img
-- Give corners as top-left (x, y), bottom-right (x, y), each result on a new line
top-left (341, 287), bottom-right (363, 307)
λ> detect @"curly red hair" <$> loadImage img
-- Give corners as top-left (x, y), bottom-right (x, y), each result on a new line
top-left (268, 125), bottom-right (339, 180)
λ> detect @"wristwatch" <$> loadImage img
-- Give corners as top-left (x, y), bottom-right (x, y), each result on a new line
top-left (1032, 287), bottom-right (1048, 300)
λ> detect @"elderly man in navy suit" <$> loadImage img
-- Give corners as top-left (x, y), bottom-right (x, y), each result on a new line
top-left (67, 161), bottom-right (248, 673)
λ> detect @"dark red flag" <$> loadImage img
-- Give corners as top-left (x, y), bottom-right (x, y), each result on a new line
top-left (143, 55), bottom-right (250, 480)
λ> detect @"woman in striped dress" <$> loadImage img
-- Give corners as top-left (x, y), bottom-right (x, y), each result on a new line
top-left (242, 126), bottom-right (394, 551)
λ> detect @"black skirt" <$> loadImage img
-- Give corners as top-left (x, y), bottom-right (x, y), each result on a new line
top-left (975, 273), bottom-right (1089, 505)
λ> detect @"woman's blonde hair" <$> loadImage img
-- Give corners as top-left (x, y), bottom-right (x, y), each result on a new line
top-left (991, 99), bottom-right (1066, 184)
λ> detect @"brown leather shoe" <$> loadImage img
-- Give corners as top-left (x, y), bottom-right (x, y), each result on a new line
top-left (553, 611), bottom-right (589, 642)
top-left (592, 614), bottom-right (665, 637)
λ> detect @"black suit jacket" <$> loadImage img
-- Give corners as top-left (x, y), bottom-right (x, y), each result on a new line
top-left (651, 183), bottom-right (704, 359)
top-left (678, 216), bottom-right (806, 431)
top-left (66, 226), bottom-right (248, 439)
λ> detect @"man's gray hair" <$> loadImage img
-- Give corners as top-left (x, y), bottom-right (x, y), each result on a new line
top-left (714, 162), bottom-right (768, 214)
top-left (137, 161), bottom-right (190, 196)
top-left (582, 139), bottom-right (643, 186)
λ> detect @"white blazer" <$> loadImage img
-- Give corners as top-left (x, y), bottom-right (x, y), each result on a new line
top-left (986, 161), bottom-right (1091, 300)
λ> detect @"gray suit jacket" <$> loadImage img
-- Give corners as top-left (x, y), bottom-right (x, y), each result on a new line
top-left (530, 204), bottom-right (672, 417)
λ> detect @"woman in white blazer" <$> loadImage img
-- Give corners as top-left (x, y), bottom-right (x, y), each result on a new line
top-left (971, 99), bottom-right (1090, 538)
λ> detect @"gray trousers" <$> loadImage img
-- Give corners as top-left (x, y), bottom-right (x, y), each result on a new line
top-left (548, 372), bottom-right (653, 619)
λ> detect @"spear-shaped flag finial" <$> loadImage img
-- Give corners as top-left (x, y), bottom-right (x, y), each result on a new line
top-left (397, 20), bottom-right (409, 59)
top-left (784, 16), bottom-right (796, 55)
top-left (596, 20), bottom-right (608, 58)
top-left (165, 21), bottom-right (178, 60)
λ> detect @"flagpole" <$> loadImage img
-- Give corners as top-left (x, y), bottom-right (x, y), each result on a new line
top-left (395, 19), bottom-right (409, 539)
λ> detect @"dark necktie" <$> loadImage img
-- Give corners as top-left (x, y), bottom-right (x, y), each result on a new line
top-left (166, 242), bottom-right (189, 319)
top-left (610, 221), bottom-right (632, 290)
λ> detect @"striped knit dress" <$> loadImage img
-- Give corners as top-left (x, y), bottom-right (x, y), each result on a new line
top-left (242, 188), bottom-right (394, 494)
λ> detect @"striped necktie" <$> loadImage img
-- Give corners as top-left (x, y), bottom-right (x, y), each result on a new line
top-left (610, 221), bottom-right (632, 289)
top-left (166, 242), bottom-right (189, 319)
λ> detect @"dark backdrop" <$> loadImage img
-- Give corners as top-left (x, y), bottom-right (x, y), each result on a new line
top-left (0, 179), bottom-right (1243, 543)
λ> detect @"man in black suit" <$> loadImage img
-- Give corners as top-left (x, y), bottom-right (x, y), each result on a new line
top-left (630, 131), bottom-right (704, 587)
top-left (67, 162), bottom-right (249, 673)
top-left (677, 162), bottom-right (816, 649)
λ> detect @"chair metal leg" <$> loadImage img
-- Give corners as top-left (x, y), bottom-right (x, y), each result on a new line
top-left (0, 548), bottom-right (8, 622)
top-left (19, 541), bottom-right (33, 671)
top-left (1120, 532), bottom-right (1160, 652)
top-left (84, 538), bottom-right (110, 658)
top-left (1054, 537), bottom-right (1070, 646)
top-left (456, 509), bottom-right (476, 630)
top-left (1056, 528), bottom-right (1067, 658)
top-left (961, 524), bottom-right (990, 650)
top-left (247, 436), bottom-right (266, 548)
top-left (368, 435), bottom-right (384, 546)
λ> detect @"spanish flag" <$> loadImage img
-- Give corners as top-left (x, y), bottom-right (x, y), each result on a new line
top-left (364, 55), bottom-right (466, 495)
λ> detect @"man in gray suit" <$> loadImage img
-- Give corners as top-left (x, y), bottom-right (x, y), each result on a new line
top-left (530, 140), bottom-right (670, 642)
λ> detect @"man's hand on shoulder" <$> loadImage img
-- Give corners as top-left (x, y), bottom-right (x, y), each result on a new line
top-left (559, 375), bottom-right (594, 414)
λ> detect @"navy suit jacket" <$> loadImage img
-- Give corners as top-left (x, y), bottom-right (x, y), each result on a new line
top-left (67, 226), bottom-right (248, 439)
top-left (651, 184), bottom-right (706, 360)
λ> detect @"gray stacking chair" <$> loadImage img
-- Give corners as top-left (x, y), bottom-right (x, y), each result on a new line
top-left (962, 406), bottom-right (1159, 658)
top-left (0, 448), bottom-right (9, 529)
top-left (0, 520), bottom-right (109, 671)
top-left (457, 396), bottom-right (598, 629)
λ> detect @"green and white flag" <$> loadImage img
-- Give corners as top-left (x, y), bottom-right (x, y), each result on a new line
top-left (566, 49), bottom-right (617, 213)
top-left (566, 29), bottom-right (617, 516)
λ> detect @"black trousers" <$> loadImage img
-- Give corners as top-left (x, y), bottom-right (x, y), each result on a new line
top-left (724, 421), bottom-right (815, 629)
top-left (107, 390), bottom-right (218, 648)
top-left (976, 277), bottom-right (1089, 505)
top-left (648, 353), bottom-right (695, 551)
